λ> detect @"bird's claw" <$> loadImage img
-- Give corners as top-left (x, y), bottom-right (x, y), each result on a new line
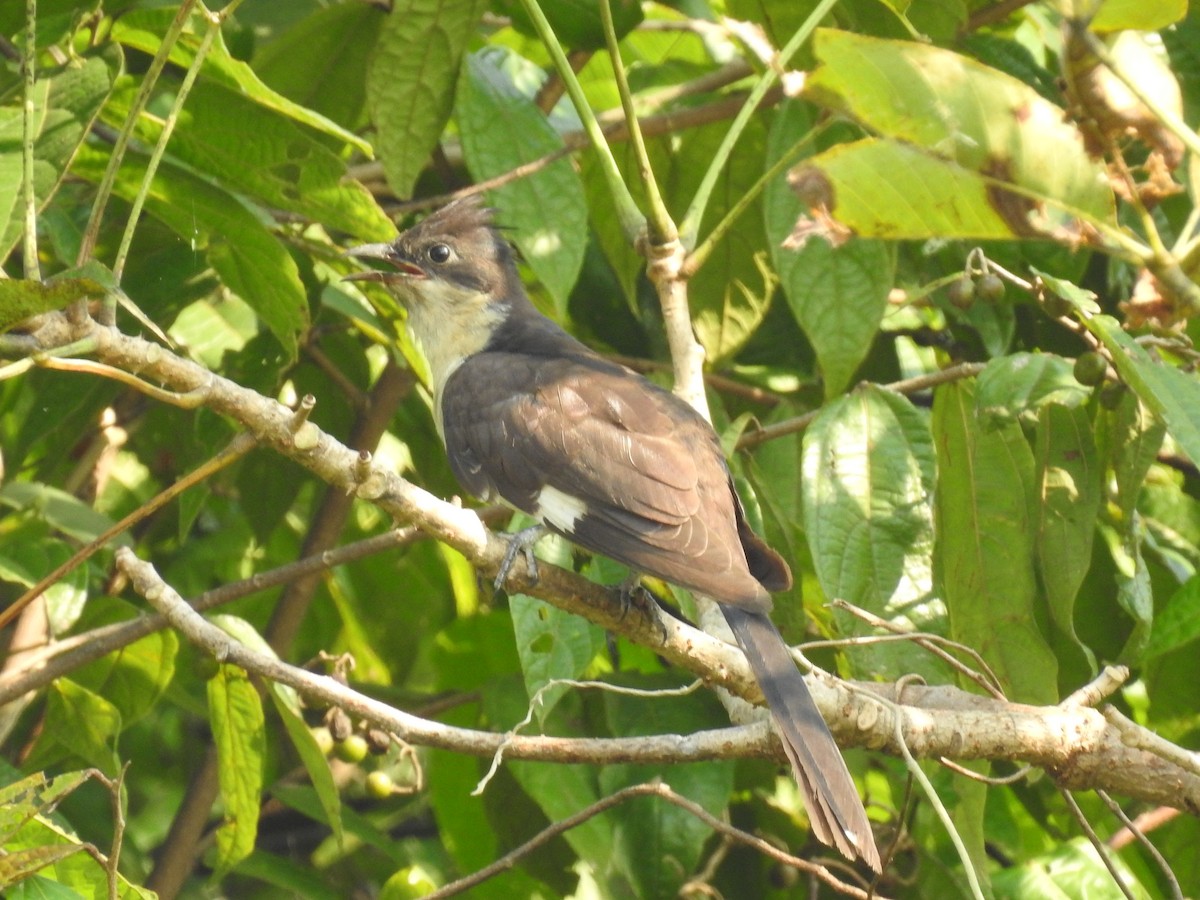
top-left (494, 524), bottom-right (547, 591)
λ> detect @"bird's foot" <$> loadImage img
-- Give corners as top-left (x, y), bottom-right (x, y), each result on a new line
top-left (494, 524), bottom-right (548, 591)
top-left (617, 572), bottom-right (646, 620)
top-left (618, 573), bottom-right (669, 642)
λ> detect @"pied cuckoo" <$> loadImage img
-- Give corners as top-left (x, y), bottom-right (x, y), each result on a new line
top-left (345, 197), bottom-right (880, 871)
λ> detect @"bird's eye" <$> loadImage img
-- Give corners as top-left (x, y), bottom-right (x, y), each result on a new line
top-left (427, 243), bottom-right (451, 264)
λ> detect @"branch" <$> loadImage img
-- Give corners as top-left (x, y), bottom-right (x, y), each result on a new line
top-left (114, 542), bottom-right (1200, 815)
top-left (21, 314), bottom-right (1200, 817)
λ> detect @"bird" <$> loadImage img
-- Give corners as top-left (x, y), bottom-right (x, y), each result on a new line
top-left (344, 196), bottom-right (881, 871)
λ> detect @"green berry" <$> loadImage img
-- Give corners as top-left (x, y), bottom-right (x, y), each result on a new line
top-left (947, 276), bottom-right (976, 309)
top-left (1073, 351), bottom-right (1108, 386)
top-left (334, 734), bottom-right (369, 764)
top-left (365, 770), bottom-right (395, 799)
top-left (977, 273), bottom-right (1006, 303)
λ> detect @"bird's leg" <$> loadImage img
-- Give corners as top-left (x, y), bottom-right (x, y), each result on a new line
top-left (617, 572), bottom-right (671, 642)
top-left (617, 571), bottom-right (646, 619)
top-left (494, 524), bottom-right (548, 591)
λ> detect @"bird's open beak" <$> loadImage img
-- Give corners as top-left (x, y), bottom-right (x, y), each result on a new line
top-left (342, 243), bottom-right (423, 283)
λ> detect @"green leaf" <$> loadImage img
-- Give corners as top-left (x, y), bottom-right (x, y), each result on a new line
top-left (267, 686), bottom-right (343, 847)
top-left (208, 663), bottom-right (266, 878)
top-left (509, 532), bottom-right (605, 723)
top-left (457, 49), bottom-right (587, 317)
top-left (38, 543), bottom-right (87, 638)
top-left (0, 481), bottom-right (118, 543)
top-left (767, 101), bottom-right (894, 396)
top-left (254, 2), bottom-right (385, 131)
top-left (1095, 389), bottom-right (1165, 523)
top-left (41, 680), bottom-right (122, 775)
top-left (802, 385), bottom-right (945, 680)
top-left (73, 599), bottom-right (179, 726)
top-left (599, 675), bottom-right (735, 899)
top-left (110, 8), bottom-right (371, 156)
top-left (1146, 575), bottom-right (1200, 660)
top-left (975, 353), bottom-right (1090, 426)
top-left (1035, 403), bottom-right (1101, 674)
top-left (803, 29), bottom-right (1114, 236)
top-left (1091, 0), bottom-right (1187, 33)
top-left (932, 380), bottom-right (1058, 703)
top-left (494, 0), bottom-right (643, 50)
top-left (993, 837), bottom-right (1154, 899)
top-left (1086, 315), bottom-right (1200, 465)
top-left (0, 50), bottom-right (116, 259)
top-left (104, 81), bottom-right (393, 242)
top-left (72, 145), bottom-right (309, 360)
top-left (367, 0), bottom-right (485, 200)
top-left (678, 118), bottom-right (776, 363)
top-left (790, 138), bottom-right (1017, 240)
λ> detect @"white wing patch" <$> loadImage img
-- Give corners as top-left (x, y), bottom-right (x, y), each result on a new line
top-left (535, 485), bottom-right (588, 534)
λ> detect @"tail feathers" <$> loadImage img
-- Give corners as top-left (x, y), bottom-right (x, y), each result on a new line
top-left (722, 605), bottom-right (882, 873)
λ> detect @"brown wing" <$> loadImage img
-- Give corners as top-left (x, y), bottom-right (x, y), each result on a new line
top-left (440, 351), bottom-right (783, 610)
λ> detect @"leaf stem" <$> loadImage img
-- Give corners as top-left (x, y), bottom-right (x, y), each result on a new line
top-left (111, 5), bottom-right (222, 288)
top-left (517, 0), bottom-right (644, 242)
top-left (22, 0), bottom-right (39, 280)
top-left (599, 0), bottom-right (674, 243)
top-left (683, 116), bottom-right (825, 278)
top-left (76, 0), bottom-right (197, 268)
top-left (679, 0), bottom-right (840, 249)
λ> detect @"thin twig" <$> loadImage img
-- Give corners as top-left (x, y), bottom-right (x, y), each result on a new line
top-left (1097, 791), bottom-right (1183, 900)
top-left (426, 780), bottom-right (881, 899)
top-left (1058, 788), bottom-right (1137, 900)
top-left (736, 363), bottom-right (988, 450)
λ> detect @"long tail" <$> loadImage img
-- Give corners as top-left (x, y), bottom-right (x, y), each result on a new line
top-left (721, 604), bottom-right (881, 872)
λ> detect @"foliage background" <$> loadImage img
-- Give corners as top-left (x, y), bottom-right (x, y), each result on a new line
top-left (2, 0), bottom-right (1200, 897)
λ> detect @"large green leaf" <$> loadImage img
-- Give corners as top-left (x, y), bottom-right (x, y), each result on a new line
top-left (0, 49), bottom-right (117, 259)
top-left (457, 49), bottom-right (587, 318)
top-left (676, 119), bottom-right (776, 363)
top-left (932, 380), bottom-right (1058, 703)
top-left (254, 1), bottom-right (384, 131)
top-left (208, 662), bottom-right (266, 879)
top-left (72, 599), bottom-right (179, 726)
top-left (72, 145), bottom-right (309, 360)
top-left (797, 29), bottom-right (1115, 239)
top-left (110, 7), bottom-right (371, 156)
top-left (802, 385), bottom-right (944, 680)
top-left (1034, 403), bottom-right (1101, 675)
top-left (1086, 314), bottom-right (1200, 465)
top-left (600, 676), bottom-right (735, 899)
top-left (38, 680), bottom-right (122, 776)
top-left (509, 533), bottom-right (606, 723)
top-left (766, 100), bottom-right (894, 397)
top-left (104, 81), bottom-right (393, 241)
top-left (367, 0), bottom-right (485, 200)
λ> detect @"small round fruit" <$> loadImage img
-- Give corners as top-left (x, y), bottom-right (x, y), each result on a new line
top-left (977, 273), bottom-right (1006, 303)
top-left (1073, 351), bottom-right (1108, 386)
top-left (1099, 381), bottom-right (1128, 410)
top-left (334, 734), bottom-right (369, 764)
top-left (947, 276), bottom-right (976, 309)
top-left (366, 770), bottom-right (395, 799)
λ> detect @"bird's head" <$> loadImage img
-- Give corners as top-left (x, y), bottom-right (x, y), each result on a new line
top-left (343, 196), bottom-right (517, 303)
top-left (343, 196), bottom-right (527, 392)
